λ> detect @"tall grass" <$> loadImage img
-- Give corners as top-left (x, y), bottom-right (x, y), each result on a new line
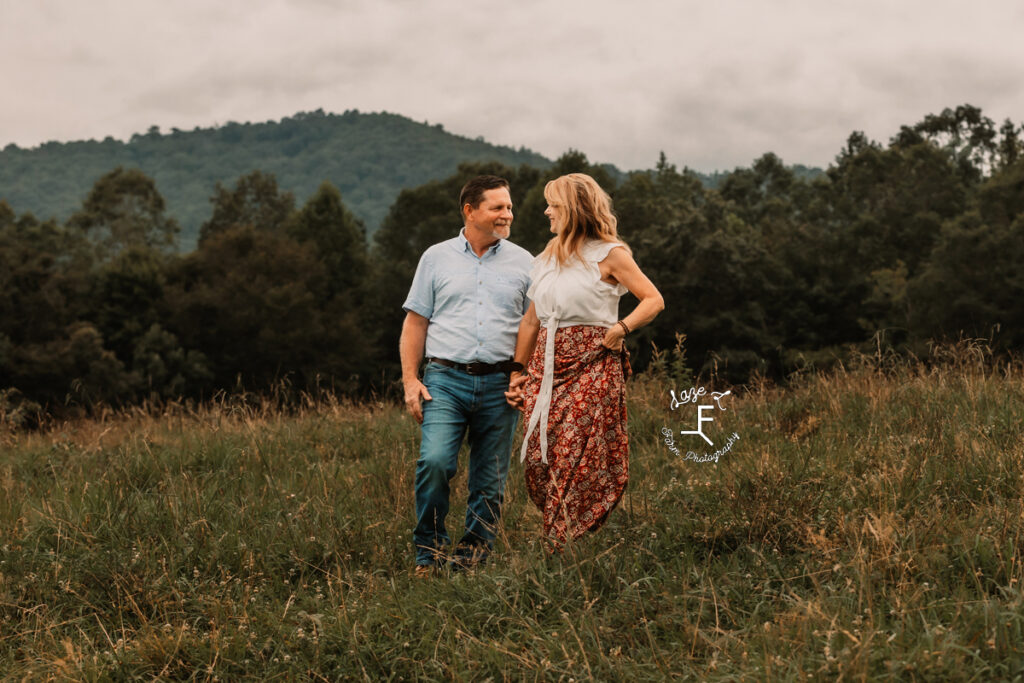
top-left (2, 341), bottom-right (1023, 680)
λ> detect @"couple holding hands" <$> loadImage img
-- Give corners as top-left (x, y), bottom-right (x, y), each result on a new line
top-left (400, 173), bottom-right (664, 574)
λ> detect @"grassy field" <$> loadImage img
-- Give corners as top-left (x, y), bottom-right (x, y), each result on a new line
top-left (2, 342), bottom-right (1024, 680)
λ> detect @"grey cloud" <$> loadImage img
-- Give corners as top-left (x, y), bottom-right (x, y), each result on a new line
top-left (3, 0), bottom-right (1024, 173)
top-left (856, 52), bottom-right (1020, 104)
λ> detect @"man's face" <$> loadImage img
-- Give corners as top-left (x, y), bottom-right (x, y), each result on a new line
top-left (465, 187), bottom-right (513, 240)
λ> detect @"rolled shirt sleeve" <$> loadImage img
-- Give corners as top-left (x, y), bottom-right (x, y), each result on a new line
top-left (402, 251), bottom-right (435, 319)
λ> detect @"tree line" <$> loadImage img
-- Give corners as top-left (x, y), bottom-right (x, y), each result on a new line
top-left (2, 104), bottom-right (1022, 425)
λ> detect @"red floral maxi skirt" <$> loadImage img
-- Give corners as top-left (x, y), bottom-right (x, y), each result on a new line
top-left (521, 325), bottom-right (632, 548)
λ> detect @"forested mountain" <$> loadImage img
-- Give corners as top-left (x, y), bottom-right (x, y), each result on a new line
top-left (3, 104), bottom-right (1019, 426)
top-left (0, 110), bottom-right (820, 251)
top-left (0, 110), bottom-right (552, 249)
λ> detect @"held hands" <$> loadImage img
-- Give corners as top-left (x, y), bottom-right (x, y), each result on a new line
top-left (505, 321), bottom-right (624, 410)
top-left (403, 379), bottom-right (432, 424)
top-left (505, 372), bottom-right (528, 410)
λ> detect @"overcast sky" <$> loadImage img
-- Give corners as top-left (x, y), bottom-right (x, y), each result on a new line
top-left (2, 0), bottom-right (1022, 172)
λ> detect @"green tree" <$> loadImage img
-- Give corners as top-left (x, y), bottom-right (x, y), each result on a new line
top-left (60, 322), bottom-right (134, 407)
top-left (1, 203), bottom-right (157, 410)
top-left (906, 104), bottom-right (997, 181)
top-left (612, 154), bottom-right (707, 368)
top-left (131, 324), bottom-right (212, 399)
top-left (91, 246), bottom-right (168, 361)
top-left (718, 153), bottom-right (864, 364)
top-left (997, 119), bottom-right (1022, 169)
top-left (831, 131), bottom-right (967, 274)
top-left (68, 167), bottom-right (179, 257)
top-left (977, 155), bottom-right (1024, 228)
top-left (910, 211), bottom-right (1024, 347)
top-left (166, 225), bottom-right (364, 391)
top-left (0, 207), bottom-right (100, 406)
top-left (614, 156), bottom-right (785, 379)
top-left (909, 156), bottom-right (1024, 347)
top-left (199, 171), bottom-right (296, 244)
top-left (287, 181), bottom-right (368, 299)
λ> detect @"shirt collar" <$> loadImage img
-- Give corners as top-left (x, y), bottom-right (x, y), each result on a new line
top-left (458, 227), bottom-right (503, 255)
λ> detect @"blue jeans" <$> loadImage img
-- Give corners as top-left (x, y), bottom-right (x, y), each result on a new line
top-left (413, 362), bottom-right (519, 566)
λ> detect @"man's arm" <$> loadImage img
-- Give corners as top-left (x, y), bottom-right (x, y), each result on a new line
top-left (399, 310), bottom-right (432, 424)
top-left (505, 302), bottom-right (540, 409)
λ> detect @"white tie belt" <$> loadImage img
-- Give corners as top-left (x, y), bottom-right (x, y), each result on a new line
top-left (520, 316), bottom-right (559, 464)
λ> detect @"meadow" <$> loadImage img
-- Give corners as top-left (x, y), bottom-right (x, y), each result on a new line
top-left (2, 341), bottom-right (1023, 680)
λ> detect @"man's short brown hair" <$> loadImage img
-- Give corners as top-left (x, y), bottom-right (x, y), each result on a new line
top-left (459, 175), bottom-right (510, 216)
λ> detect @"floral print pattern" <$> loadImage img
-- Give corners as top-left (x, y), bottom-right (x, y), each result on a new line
top-left (521, 325), bottom-right (631, 549)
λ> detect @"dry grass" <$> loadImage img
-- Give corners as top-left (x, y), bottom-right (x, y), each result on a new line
top-left (3, 341), bottom-right (1024, 680)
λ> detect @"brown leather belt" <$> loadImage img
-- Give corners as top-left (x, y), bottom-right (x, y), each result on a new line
top-left (427, 358), bottom-right (524, 375)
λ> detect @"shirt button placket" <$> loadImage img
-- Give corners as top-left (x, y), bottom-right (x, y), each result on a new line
top-left (476, 264), bottom-right (483, 356)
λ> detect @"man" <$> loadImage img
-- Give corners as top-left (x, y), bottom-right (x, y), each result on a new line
top-left (400, 175), bottom-right (532, 575)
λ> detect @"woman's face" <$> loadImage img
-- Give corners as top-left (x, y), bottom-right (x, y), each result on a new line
top-left (544, 202), bottom-right (564, 234)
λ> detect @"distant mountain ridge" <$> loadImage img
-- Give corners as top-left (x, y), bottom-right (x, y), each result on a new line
top-left (0, 110), bottom-right (552, 249)
top-left (0, 110), bottom-right (823, 250)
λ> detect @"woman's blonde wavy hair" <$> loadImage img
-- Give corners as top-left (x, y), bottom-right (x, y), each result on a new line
top-left (540, 173), bottom-right (628, 266)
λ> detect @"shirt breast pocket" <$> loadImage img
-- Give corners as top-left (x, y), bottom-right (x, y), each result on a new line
top-left (491, 274), bottom-right (525, 315)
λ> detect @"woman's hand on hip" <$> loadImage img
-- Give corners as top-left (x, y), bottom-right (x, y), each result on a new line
top-left (601, 325), bottom-right (625, 352)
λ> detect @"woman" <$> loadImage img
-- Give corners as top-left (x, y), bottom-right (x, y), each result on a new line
top-left (506, 173), bottom-right (664, 549)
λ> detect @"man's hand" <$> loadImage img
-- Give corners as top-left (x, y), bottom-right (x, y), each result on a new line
top-left (404, 379), bottom-right (432, 424)
top-left (505, 373), bottom-right (528, 410)
top-left (399, 311), bottom-right (431, 423)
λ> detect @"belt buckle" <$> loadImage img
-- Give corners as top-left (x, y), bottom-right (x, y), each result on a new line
top-left (465, 362), bottom-right (487, 375)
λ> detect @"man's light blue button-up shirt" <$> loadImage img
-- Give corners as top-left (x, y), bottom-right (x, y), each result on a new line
top-left (403, 229), bottom-right (532, 364)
